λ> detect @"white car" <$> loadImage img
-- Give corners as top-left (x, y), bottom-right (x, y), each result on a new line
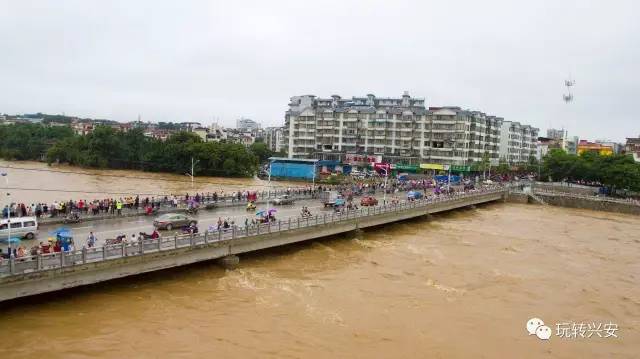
top-left (0, 217), bottom-right (38, 240)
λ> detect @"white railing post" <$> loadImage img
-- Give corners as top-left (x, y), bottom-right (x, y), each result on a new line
top-left (218, 229), bottom-right (222, 241)
top-left (37, 253), bottom-right (42, 270)
top-left (204, 231), bottom-right (208, 244)
top-left (82, 247), bottom-right (87, 264)
top-left (278, 220), bottom-right (281, 231)
top-left (102, 246), bottom-right (106, 260)
top-left (174, 235), bottom-right (178, 249)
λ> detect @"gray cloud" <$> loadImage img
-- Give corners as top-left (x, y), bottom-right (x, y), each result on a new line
top-left (1, 0), bottom-right (638, 141)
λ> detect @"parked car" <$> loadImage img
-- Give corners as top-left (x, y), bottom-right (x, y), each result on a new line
top-left (272, 195), bottom-right (295, 205)
top-left (0, 216), bottom-right (38, 240)
top-left (360, 196), bottom-right (378, 206)
top-left (153, 213), bottom-right (197, 230)
top-left (407, 191), bottom-right (424, 200)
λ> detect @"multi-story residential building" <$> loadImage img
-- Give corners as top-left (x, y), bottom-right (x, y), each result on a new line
top-left (284, 92), bottom-right (506, 166)
top-left (499, 121), bottom-right (539, 163)
top-left (546, 128), bottom-right (566, 141)
top-left (236, 117), bottom-right (261, 132)
top-left (193, 127), bottom-right (209, 141)
top-left (595, 140), bottom-right (623, 154)
top-left (578, 140), bottom-right (614, 156)
top-left (546, 128), bottom-right (580, 154)
top-left (625, 137), bottom-right (640, 162)
top-left (264, 127), bottom-right (285, 152)
top-left (206, 123), bottom-right (227, 142)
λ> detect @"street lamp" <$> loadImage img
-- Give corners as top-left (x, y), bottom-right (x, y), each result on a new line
top-left (379, 167), bottom-right (388, 205)
top-left (185, 157), bottom-right (200, 189)
top-left (1, 173), bottom-right (10, 256)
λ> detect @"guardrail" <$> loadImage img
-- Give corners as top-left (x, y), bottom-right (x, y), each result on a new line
top-left (0, 188), bottom-right (507, 277)
top-left (532, 189), bottom-right (640, 206)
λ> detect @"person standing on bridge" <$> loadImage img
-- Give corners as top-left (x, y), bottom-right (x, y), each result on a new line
top-left (87, 232), bottom-right (97, 248)
top-left (116, 200), bottom-right (123, 216)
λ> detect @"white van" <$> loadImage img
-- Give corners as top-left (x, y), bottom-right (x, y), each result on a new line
top-left (0, 217), bottom-right (38, 240)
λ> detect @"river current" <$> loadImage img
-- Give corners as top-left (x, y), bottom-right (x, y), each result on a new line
top-left (0, 162), bottom-right (638, 358)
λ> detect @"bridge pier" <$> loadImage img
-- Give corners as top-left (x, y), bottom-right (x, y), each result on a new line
top-left (217, 255), bottom-right (240, 270)
top-left (468, 204), bottom-right (476, 209)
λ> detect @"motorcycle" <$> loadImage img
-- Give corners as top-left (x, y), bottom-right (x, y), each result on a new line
top-left (246, 202), bottom-right (256, 211)
top-left (186, 207), bottom-right (198, 215)
top-left (139, 231), bottom-right (160, 240)
top-left (181, 225), bottom-right (199, 235)
top-left (63, 212), bottom-right (81, 224)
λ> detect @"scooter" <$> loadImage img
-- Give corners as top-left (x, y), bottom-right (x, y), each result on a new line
top-left (63, 212), bottom-right (81, 224)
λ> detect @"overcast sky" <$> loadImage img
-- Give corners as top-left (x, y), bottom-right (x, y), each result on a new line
top-left (1, 0), bottom-right (638, 141)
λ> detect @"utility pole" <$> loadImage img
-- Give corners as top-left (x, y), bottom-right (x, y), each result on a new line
top-left (185, 157), bottom-right (199, 189)
top-left (1, 173), bottom-right (10, 256)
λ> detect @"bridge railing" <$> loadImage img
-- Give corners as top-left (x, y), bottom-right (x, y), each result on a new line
top-left (532, 189), bottom-right (640, 206)
top-left (0, 188), bottom-right (506, 277)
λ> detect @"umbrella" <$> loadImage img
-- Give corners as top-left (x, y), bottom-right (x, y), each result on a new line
top-left (48, 227), bottom-right (73, 238)
top-left (255, 210), bottom-right (266, 216)
top-left (0, 236), bottom-right (21, 244)
top-left (268, 208), bottom-right (277, 214)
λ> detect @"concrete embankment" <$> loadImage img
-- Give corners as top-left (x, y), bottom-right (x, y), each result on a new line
top-left (0, 191), bottom-right (505, 302)
top-left (534, 192), bottom-right (640, 215)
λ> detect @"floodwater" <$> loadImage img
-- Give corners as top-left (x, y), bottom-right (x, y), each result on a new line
top-left (1, 203), bottom-right (638, 358)
top-left (0, 160), bottom-right (303, 204)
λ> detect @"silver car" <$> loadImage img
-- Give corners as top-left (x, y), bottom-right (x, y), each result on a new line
top-left (272, 195), bottom-right (295, 205)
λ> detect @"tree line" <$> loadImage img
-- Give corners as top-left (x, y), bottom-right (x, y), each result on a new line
top-left (0, 123), bottom-right (277, 177)
top-left (540, 149), bottom-right (640, 192)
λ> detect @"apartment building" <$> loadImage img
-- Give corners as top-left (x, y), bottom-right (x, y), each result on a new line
top-left (264, 127), bottom-right (285, 152)
top-left (236, 117), bottom-right (261, 131)
top-left (284, 92), bottom-right (506, 166)
top-left (499, 121), bottom-right (539, 163)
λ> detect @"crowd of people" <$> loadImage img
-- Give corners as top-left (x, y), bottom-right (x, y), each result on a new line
top-left (0, 186), bottom-right (318, 220)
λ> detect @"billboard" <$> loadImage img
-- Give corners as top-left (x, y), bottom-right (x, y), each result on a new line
top-left (344, 154), bottom-right (382, 165)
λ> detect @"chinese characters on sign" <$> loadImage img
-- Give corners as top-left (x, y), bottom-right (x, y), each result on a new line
top-left (555, 322), bottom-right (619, 339)
top-left (527, 317), bottom-right (619, 340)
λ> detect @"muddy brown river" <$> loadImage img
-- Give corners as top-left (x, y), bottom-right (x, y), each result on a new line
top-left (0, 160), bottom-right (302, 204)
top-left (0, 204), bottom-right (640, 358)
top-left (0, 197), bottom-right (638, 358)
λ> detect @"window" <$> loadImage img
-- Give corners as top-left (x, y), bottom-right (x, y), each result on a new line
top-left (24, 221), bottom-right (36, 227)
top-left (0, 224), bottom-right (6, 230)
top-left (10, 222), bottom-right (22, 229)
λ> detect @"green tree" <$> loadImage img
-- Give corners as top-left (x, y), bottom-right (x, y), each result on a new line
top-left (249, 142), bottom-right (272, 163)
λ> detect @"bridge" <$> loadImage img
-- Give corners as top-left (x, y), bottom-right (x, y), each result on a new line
top-left (0, 188), bottom-right (507, 302)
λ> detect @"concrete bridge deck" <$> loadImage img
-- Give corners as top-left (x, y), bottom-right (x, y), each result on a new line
top-left (0, 189), bottom-right (507, 302)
